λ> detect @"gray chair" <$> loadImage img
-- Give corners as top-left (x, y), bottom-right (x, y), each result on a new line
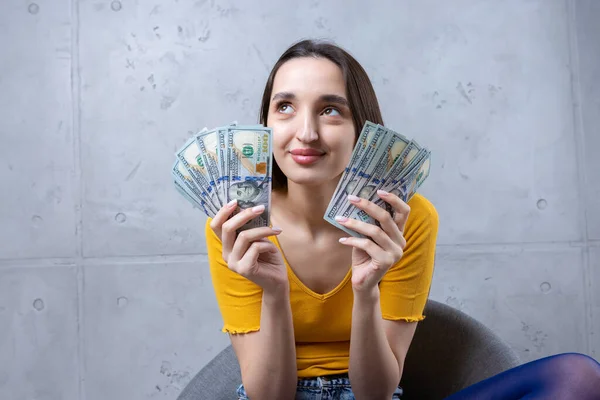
top-left (178, 299), bottom-right (521, 400)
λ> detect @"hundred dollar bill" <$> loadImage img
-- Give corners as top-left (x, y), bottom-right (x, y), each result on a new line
top-left (375, 149), bottom-right (430, 220)
top-left (325, 121), bottom-right (379, 217)
top-left (383, 150), bottom-right (431, 203)
top-left (177, 137), bottom-right (220, 213)
top-left (322, 122), bottom-right (378, 231)
top-left (334, 121), bottom-right (379, 196)
top-left (227, 126), bottom-right (272, 232)
top-left (217, 126), bottom-right (229, 205)
top-left (323, 125), bottom-right (387, 234)
top-left (341, 142), bottom-right (425, 238)
top-left (324, 123), bottom-right (386, 235)
top-left (215, 122), bottom-right (263, 204)
top-left (173, 179), bottom-right (202, 210)
top-left (362, 138), bottom-right (421, 198)
top-left (343, 151), bottom-right (429, 237)
top-left (196, 129), bottom-right (224, 206)
top-left (171, 160), bottom-right (216, 217)
top-left (390, 140), bottom-right (422, 182)
top-left (404, 152), bottom-right (431, 201)
top-left (382, 146), bottom-right (427, 193)
top-left (339, 129), bottom-right (410, 218)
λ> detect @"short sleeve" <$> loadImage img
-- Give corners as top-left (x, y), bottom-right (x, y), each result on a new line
top-left (379, 194), bottom-right (439, 322)
top-left (205, 219), bottom-right (263, 334)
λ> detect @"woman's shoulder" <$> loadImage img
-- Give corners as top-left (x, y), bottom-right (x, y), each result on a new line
top-left (204, 218), bottom-right (223, 251)
top-left (407, 193), bottom-right (437, 216)
top-left (405, 193), bottom-right (439, 234)
top-left (205, 217), bottom-right (216, 237)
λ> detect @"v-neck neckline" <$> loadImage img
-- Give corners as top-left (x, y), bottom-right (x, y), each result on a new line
top-left (271, 234), bottom-right (352, 301)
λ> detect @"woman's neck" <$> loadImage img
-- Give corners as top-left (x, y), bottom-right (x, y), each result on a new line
top-left (272, 177), bottom-right (342, 238)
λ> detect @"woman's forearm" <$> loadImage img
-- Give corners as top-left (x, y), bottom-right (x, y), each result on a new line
top-left (349, 286), bottom-right (401, 400)
top-left (242, 288), bottom-right (297, 399)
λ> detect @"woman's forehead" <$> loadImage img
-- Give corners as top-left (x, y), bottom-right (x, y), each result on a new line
top-left (272, 57), bottom-right (346, 97)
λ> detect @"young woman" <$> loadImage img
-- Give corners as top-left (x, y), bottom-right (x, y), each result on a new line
top-left (206, 40), bottom-right (600, 400)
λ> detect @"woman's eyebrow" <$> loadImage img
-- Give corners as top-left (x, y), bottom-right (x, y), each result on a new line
top-left (271, 92), bottom-right (349, 107)
top-left (271, 92), bottom-right (295, 102)
top-left (319, 94), bottom-right (349, 107)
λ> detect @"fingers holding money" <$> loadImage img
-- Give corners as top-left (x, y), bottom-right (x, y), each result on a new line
top-left (336, 216), bottom-right (397, 255)
top-left (340, 194), bottom-right (406, 249)
top-left (220, 203), bottom-right (269, 262)
top-left (209, 188), bottom-right (286, 291)
top-left (229, 226), bottom-right (282, 266)
top-left (209, 199), bottom-right (238, 239)
top-left (376, 190), bottom-right (411, 236)
top-left (223, 223), bottom-right (287, 292)
top-left (230, 239), bottom-right (279, 277)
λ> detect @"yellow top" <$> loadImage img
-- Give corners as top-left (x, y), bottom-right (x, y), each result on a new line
top-left (206, 193), bottom-right (439, 378)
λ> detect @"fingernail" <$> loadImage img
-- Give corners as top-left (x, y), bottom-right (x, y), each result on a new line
top-left (272, 226), bottom-right (282, 233)
top-left (339, 237), bottom-right (347, 243)
top-left (252, 204), bottom-right (265, 213)
top-left (377, 190), bottom-right (389, 196)
top-left (335, 216), bottom-right (348, 223)
top-left (227, 199), bottom-right (237, 208)
top-left (347, 194), bottom-right (360, 203)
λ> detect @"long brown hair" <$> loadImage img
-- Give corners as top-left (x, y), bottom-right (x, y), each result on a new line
top-left (259, 39), bottom-right (384, 191)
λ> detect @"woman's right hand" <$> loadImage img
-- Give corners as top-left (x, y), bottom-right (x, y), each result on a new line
top-left (209, 199), bottom-right (288, 294)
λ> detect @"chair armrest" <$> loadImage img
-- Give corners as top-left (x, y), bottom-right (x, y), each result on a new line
top-left (400, 300), bottom-right (520, 400)
top-left (177, 346), bottom-right (241, 400)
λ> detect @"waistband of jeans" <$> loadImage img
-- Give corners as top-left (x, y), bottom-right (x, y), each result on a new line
top-left (296, 373), bottom-right (351, 388)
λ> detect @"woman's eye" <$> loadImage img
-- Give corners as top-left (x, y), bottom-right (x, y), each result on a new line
top-left (278, 104), bottom-right (294, 114)
top-left (323, 107), bottom-right (340, 116)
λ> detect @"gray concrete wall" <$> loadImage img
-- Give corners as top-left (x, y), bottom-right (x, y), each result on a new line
top-left (0, 0), bottom-right (598, 399)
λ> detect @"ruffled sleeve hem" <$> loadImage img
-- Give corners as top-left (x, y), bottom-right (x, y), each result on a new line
top-left (221, 325), bottom-right (260, 335)
top-left (382, 314), bottom-right (426, 323)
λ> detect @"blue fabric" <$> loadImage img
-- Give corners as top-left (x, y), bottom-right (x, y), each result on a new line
top-left (236, 374), bottom-right (403, 400)
top-left (444, 353), bottom-right (600, 400)
top-left (235, 353), bottom-right (600, 399)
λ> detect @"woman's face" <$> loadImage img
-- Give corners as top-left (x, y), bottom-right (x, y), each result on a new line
top-left (267, 57), bottom-right (355, 188)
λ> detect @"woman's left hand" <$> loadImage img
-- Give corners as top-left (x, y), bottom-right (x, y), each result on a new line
top-left (335, 190), bottom-right (410, 294)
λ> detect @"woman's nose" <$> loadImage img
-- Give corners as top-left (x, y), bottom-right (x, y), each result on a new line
top-left (296, 113), bottom-right (319, 143)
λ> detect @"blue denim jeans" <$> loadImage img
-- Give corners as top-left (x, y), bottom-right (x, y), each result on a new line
top-left (237, 374), bottom-right (403, 399)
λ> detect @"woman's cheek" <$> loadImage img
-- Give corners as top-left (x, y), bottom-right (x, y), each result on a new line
top-left (271, 137), bottom-right (286, 168)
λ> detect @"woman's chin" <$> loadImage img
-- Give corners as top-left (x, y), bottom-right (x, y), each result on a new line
top-left (284, 171), bottom-right (340, 188)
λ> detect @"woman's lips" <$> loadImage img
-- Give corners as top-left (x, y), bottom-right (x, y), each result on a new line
top-left (289, 148), bottom-right (325, 165)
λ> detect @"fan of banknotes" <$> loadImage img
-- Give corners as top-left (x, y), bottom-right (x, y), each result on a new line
top-left (171, 121), bottom-right (430, 237)
top-left (171, 123), bottom-right (272, 232)
top-left (323, 121), bottom-right (431, 238)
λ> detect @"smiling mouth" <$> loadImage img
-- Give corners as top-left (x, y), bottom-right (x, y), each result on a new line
top-left (289, 148), bottom-right (326, 156)
top-left (289, 148), bottom-right (325, 165)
